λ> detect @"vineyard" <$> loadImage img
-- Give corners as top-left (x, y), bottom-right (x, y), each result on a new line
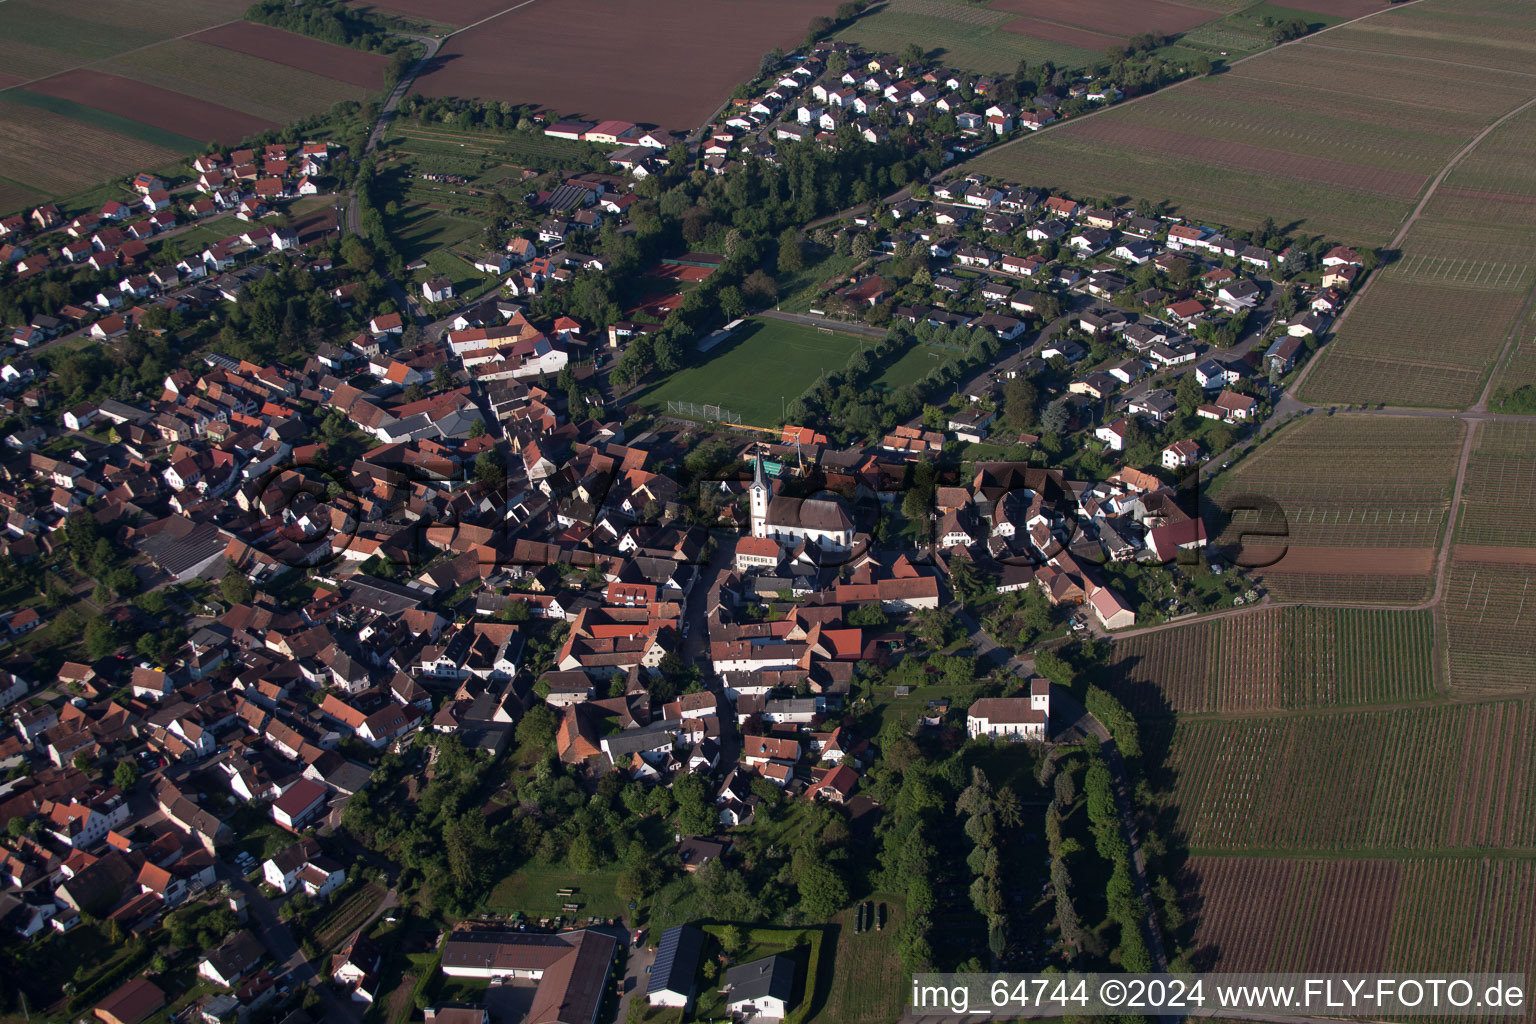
top-left (1385, 858), bottom-right (1536, 1000)
top-left (1208, 414), bottom-right (1463, 549)
top-left (970, 0), bottom-right (1536, 246)
top-left (1187, 858), bottom-right (1401, 972)
top-left (1162, 699), bottom-right (1536, 851)
top-left (1106, 607), bottom-right (1434, 714)
top-left (1456, 421), bottom-right (1536, 548)
top-left (1299, 278), bottom-right (1529, 409)
top-left (1190, 856), bottom-right (1536, 1001)
top-left (1442, 562), bottom-right (1536, 696)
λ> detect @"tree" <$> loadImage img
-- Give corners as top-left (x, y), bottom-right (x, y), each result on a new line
top-left (114, 760), bottom-right (140, 792)
top-left (777, 227), bottom-right (804, 274)
top-left (1176, 373), bottom-right (1204, 414)
top-left (434, 362), bottom-right (454, 391)
top-left (796, 860), bottom-right (848, 919)
top-left (1003, 376), bottom-right (1039, 433)
top-left (475, 450), bottom-right (507, 489)
top-left (1040, 398), bottom-right (1071, 436)
top-left (902, 42), bottom-right (925, 67)
top-left (73, 750), bottom-right (94, 772)
top-left (83, 615), bottom-right (118, 660)
top-left (221, 567), bottom-right (253, 606)
top-left (516, 705), bottom-right (558, 751)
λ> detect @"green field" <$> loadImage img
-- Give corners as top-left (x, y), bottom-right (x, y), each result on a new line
top-left (872, 341), bottom-right (949, 391)
top-left (482, 862), bottom-right (626, 921)
top-left (640, 318), bottom-right (868, 427)
top-left (388, 203), bottom-right (484, 262)
top-left (834, 0), bottom-right (1099, 75)
top-left (821, 898), bottom-right (908, 1024)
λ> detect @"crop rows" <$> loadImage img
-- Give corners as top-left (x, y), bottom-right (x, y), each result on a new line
top-left (1192, 856), bottom-right (1536, 998)
top-left (1456, 421), bottom-right (1536, 548)
top-left (1210, 414), bottom-right (1462, 547)
top-left (1108, 607), bottom-right (1435, 714)
top-left (1164, 700), bottom-right (1536, 851)
top-left (1280, 608), bottom-right (1436, 707)
top-left (1443, 562), bottom-right (1536, 696)
top-left (1322, 0), bottom-right (1536, 75)
top-left (1259, 570), bottom-right (1435, 607)
top-left (0, 97), bottom-right (182, 197)
top-left (102, 40), bottom-right (370, 127)
top-left (1386, 858), bottom-right (1536, 1024)
top-left (1301, 280), bottom-right (1527, 408)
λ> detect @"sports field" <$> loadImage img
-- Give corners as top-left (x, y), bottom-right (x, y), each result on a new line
top-left (640, 318), bottom-right (867, 427)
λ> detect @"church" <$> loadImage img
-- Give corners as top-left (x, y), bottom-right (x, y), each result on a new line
top-left (748, 457), bottom-right (854, 552)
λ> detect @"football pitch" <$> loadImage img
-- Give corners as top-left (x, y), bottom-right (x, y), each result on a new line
top-left (640, 317), bottom-right (867, 427)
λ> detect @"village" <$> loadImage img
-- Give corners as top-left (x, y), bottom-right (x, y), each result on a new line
top-left (0, 33), bottom-right (1381, 1024)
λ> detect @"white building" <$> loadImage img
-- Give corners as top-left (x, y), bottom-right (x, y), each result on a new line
top-left (749, 457), bottom-right (853, 551)
top-left (966, 681), bottom-right (1050, 741)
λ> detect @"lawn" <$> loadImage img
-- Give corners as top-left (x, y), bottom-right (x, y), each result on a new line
top-left (388, 202), bottom-right (485, 262)
top-left (821, 896), bottom-right (908, 1024)
top-left (873, 342), bottom-right (949, 391)
top-left (639, 317), bottom-right (867, 428)
top-left (482, 862), bottom-right (626, 922)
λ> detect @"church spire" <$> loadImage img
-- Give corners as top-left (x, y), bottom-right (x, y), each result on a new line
top-left (752, 453), bottom-right (768, 492)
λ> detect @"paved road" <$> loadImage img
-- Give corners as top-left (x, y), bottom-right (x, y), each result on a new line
top-left (615, 933), bottom-right (656, 1024)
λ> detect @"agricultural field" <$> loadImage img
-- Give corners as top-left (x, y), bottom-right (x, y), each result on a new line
top-left (413, 0), bottom-right (847, 131)
top-left (1455, 421), bottom-right (1536, 550)
top-left (833, 0), bottom-right (1100, 76)
top-left (640, 318), bottom-right (867, 428)
top-left (191, 22), bottom-right (390, 90)
top-left (1297, 277), bottom-right (1531, 409)
top-left (968, 0), bottom-right (1536, 246)
top-left (1105, 607), bottom-right (1434, 715)
top-left (0, 0), bottom-right (249, 82)
top-left (99, 38), bottom-right (377, 126)
top-left (1188, 856), bottom-right (1536, 988)
top-left (1186, 857), bottom-right (1400, 971)
top-left (1161, 699), bottom-right (1536, 851)
top-left (1442, 561), bottom-right (1536, 697)
top-left (1206, 414), bottom-right (1461, 603)
top-left (0, 95), bottom-right (186, 203)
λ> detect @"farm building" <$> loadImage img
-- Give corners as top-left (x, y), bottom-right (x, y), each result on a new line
top-left (647, 924), bottom-right (705, 1009)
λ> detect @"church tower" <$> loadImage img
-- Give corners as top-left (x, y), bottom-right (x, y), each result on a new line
top-left (749, 455), bottom-right (770, 539)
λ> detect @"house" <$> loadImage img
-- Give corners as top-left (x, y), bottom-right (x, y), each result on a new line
top-left (1217, 280), bottom-right (1262, 310)
top-left (263, 838), bottom-right (345, 897)
top-left (439, 927), bottom-right (616, 1024)
top-left (423, 277), bottom-right (454, 303)
top-left (94, 978), bottom-right (167, 1024)
top-left (1147, 517), bottom-right (1207, 562)
top-left (1323, 245), bottom-right (1362, 267)
top-left (198, 930), bottom-right (266, 988)
top-left (647, 925), bottom-right (705, 1009)
top-left (1211, 389), bottom-right (1258, 422)
top-left (1162, 439), bottom-right (1201, 469)
top-left (1195, 360), bottom-right (1241, 390)
top-left (724, 955), bottom-right (797, 1021)
top-left (271, 778), bottom-right (329, 831)
top-left (1088, 584), bottom-right (1136, 630)
top-left (967, 681), bottom-right (1049, 741)
top-left (1094, 418), bottom-right (1130, 452)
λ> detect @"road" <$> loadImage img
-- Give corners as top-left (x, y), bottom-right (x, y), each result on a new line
top-left (615, 932), bottom-right (657, 1024)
